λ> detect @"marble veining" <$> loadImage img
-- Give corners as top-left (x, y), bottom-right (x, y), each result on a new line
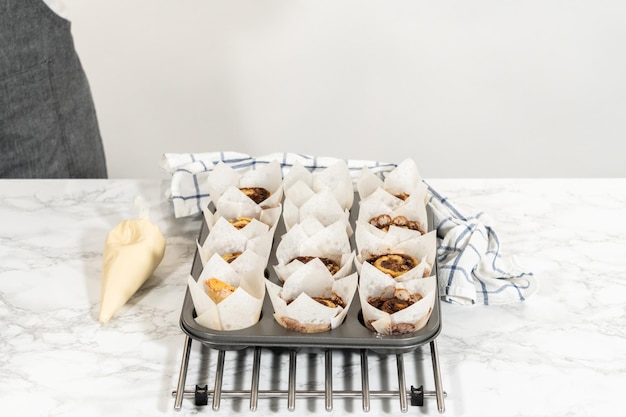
top-left (1, 179), bottom-right (625, 416)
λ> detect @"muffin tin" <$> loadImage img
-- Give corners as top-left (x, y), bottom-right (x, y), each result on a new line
top-left (179, 196), bottom-right (442, 354)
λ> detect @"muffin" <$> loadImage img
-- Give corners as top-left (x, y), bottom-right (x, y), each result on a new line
top-left (266, 272), bottom-right (358, 333)
top-left (207, 159), bottom-right (283, 210)
top-left (358, 268), bottom-right (436, 335)
top-left (273, 217), bottom-right (355, 282)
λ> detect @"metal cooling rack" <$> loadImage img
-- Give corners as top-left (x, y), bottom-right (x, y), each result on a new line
top-left (172, 336), bottom-right (446, 413)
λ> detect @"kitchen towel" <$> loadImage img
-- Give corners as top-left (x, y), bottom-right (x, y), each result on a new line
top-left (160, 152), bottom-right (536, 305)
top-left (426, 186), bottom-right (537, 305)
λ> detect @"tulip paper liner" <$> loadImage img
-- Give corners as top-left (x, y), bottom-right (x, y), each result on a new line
top-left (265, 272), bottom-right (358, 333)
top-left (273, 217), bottom-right (355, 282)
top-left (186, 255), bottom-right (266, 331)
top-left (273, 253), bottom-right (355, 284)
top-left (203, 204), bottom-right (282, 234)
top-left (359, 265), bottom-right (437, 335)
top-left (355, 228), bottom-right (437, 281)
top-left (282, 159), bottom-right (354, 211)
top-left (357, 187), bottom-right (428, 236)
top-left (198, 250), bottom-right (267, 284)
top-left (357, 158), bottom-right (428, 205)
top-left (198, 215), bottom-right (278, 264)
top-left (207, 160), bottom-right (284, 210)
top-left (282, 188), bottom-right (352, 234)
top-left (204, 186), bottom-right (281, 225)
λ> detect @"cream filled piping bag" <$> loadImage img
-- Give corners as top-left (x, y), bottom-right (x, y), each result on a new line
top-left (99, 217), bottom-right (166, 323)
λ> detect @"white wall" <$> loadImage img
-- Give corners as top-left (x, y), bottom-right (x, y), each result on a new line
top-left (63, 0), bottom-right (626, 179)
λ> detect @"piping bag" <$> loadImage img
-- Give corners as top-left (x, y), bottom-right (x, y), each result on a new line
top-left (99, 198), bottom-right (166, 323)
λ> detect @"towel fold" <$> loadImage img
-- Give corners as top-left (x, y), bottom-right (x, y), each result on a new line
top-left (160, 152), bottom-right (536, 305)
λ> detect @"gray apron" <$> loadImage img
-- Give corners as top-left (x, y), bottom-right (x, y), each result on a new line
top-left (0, 0), bottom-right (107, 178)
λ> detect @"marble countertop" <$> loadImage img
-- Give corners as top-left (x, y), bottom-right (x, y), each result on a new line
top-left (1, 178), bottom-right (624, 417)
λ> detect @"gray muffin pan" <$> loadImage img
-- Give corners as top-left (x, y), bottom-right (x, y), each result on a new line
top-left (179, 199), bottom-right (441, 354)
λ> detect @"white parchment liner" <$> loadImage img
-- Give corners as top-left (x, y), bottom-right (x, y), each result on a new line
top-left (357, 187), bottom-right (428, 235)
top-left (204, 198), bottom-right (281, 232)
top-left (207, 159), bottom-right (284, 209)
top-left (265, 271), bottom-right (358, 333)
top-left (198, 248), bottom-right (267, 283)
top-left (187, 250), bottom-right (266, 331)
top-left (359, 265), bottom-right (437, 335)
top-left (282, 160), bottom-right (354, 210)
top-left (355, 227), bottom-right (437, 281)
top-left (282, 188), bottom-right (352, 234)
top-left (357, 158), bottom-right (428, 205)
top-left (273, 217), bottom-right (354, 282)
top-left (198, 215), bottom-right (277, 264)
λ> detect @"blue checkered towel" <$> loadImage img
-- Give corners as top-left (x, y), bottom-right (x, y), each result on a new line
top-left (426, 186), bottom-right (537, 305)
top-left (160, 152), bottom-right (536, 305)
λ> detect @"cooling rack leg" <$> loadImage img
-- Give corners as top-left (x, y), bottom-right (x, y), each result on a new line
top-left (396, 354), bottom-right (408, 412)
top-left (288, 350), bottom-right (297, 411)
top-left (212, 350), bottom-right (226, 411)
top-left (325, 349), bottom-right (333, 411)
top-left (174, 335), bottom-right (193, 411)
top-left (250, 347), bottom-right (262, 411)
top-left (360, 349), bottom-right (370, 412)
top-left (429, 340), bottom-right (446, 414)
